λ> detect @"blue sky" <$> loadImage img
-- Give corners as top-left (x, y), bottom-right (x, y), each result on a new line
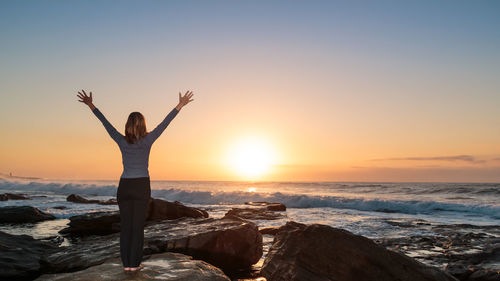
top-left (1, 0), bottom-right (499, 181)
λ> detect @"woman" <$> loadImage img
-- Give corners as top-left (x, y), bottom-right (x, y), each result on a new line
top-left (77, 89), bottom-right (194, 272)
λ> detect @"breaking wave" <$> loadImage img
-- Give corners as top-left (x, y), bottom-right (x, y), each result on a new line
top-left (1, 179), bottom-right (498, 219)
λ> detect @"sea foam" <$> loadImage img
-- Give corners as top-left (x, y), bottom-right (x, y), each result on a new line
top-left (1, 179), bottom-right (498, 219)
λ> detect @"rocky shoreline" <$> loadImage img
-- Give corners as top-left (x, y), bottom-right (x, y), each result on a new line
top-left (0, 193), bottom-right (498, 280)
top-left (377, 223), bottom-right (500, 281)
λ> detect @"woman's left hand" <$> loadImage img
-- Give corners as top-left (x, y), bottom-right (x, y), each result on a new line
top-left (77, 90), bottom-right (96, 110)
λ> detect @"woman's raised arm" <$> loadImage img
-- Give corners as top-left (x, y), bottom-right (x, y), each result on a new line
top-left (146, 90), bottom-right (194, 144)
top-left (77, 90), bottom-right (124, 144)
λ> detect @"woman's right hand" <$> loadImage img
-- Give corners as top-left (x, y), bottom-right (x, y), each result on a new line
top-left (176, 90), bottom-right (194, 110)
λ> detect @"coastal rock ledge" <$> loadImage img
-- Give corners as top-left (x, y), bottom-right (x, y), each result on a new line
top-left (1, 215), bottom-right (262, 280)
top-left (260, 221), bottom-right (458, 281)
top-left (36, 252), bottom-right (230, 281)
top-left (46, 215), bottom-right (262, 275)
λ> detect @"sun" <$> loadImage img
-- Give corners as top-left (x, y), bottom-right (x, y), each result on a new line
top-left (225, 136), bottom-right (276, 180)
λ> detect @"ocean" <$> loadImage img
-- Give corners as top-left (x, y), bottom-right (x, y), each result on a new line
top-left (0, 178), bottom-right (500, 267)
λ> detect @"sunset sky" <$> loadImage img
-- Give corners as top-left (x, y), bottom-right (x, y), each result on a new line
top-left (1, 1), bottom-right (499, 182)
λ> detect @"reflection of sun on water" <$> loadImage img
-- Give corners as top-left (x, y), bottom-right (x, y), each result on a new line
top-left (247, 187), bottom-right (257, 192)
top-left (225, 136), bottom-right (277, 180)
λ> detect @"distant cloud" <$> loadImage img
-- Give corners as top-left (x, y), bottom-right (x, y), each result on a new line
top-left (371, 155), bottom-right (485, 163)
top-left (415, 165), bottom-right (442, 168)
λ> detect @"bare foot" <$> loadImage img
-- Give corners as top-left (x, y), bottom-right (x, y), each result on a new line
top-left (129, 264), bottom-right (144, 272)
top-left (124, 267), bottom-right (132, 271)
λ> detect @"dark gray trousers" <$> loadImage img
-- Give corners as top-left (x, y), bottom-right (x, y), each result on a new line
top-left (117, 176), bottom-right (151, 267)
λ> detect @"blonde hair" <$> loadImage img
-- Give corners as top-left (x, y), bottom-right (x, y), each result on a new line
top-left (125, 112), bottom-right (147, 144)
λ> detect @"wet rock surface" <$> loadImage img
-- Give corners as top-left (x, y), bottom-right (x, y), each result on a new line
top-left (0, 206), bottom-right (56, 223)
top-left (0, 230), bottom-right (58, 281)
top-left (36, 252), bottom-right (231, 281)
top-left (225, 208), bottom-right (286, 220)
top-left (467, 269), bottom-right (500, 281)
top-left (378, 223), bottom-right (500, 281)
top-left (245, 201), bottom-right (286, 211)
top-left (260, 221), bottom-right (457, 281)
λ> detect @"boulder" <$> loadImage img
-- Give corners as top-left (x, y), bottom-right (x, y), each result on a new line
top-left (260, 221), bottom-right (458, 281)
top-left (146, 198), bottom-right (208, 220)
top-left (36, 252), bottom-right (230, 281)
top-left (67, 194), bottom-right (100, 204)
top-left (245, 201), bottom-right (286, 211)
top-left (59, 211), bottom-right (121, 236)
top-left (0, 192), bottom-right (31, 201)
top-left (45, 216), bottom-right (262, 275)
top-left (266, 203), bottom-right (286, 211)
top-left (225, 207), bottom-right (285, 220)
top-left (0, 230), bottom-right (58, 281)
top-left (66, 194), bottom-right (117, 205)
top-left (144, 215), bottom-right (262, 272)
top-left (0, 206), bottom-right (56, 223)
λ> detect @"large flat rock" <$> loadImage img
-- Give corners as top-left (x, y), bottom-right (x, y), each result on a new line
top-left (36, 252), bottom-right (230, 281)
